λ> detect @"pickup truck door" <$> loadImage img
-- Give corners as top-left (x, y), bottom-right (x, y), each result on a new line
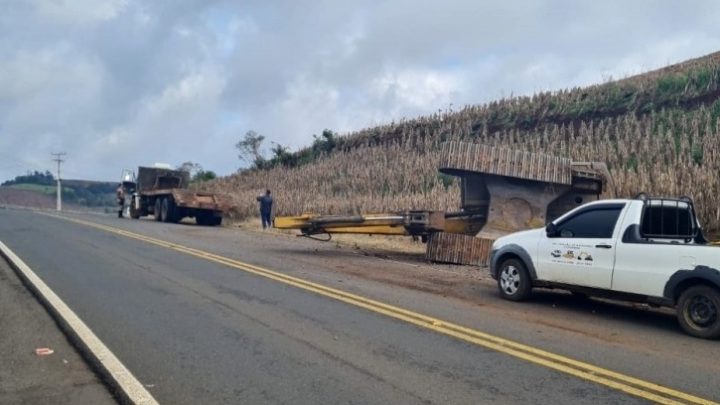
top-left (536, 203), bottom-right (626, 289)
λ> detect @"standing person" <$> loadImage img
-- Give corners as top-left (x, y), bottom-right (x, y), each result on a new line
top-left (256, 189), bottom-right (273, 230)
top-left (116, 184), bottom-right (125, 218)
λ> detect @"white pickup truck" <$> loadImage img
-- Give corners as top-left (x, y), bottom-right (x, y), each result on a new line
top-left (489, 196), bottom-right (720, 339)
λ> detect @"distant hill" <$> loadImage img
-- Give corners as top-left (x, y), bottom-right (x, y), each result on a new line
top-left (1, 173), bottom-right (117, 210)
top-left (202, 50), bottom-right (720, 233)
top-left (0, 188), bottom-right (78, 210)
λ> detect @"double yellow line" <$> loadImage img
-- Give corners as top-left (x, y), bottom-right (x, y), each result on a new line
top-left (52, 214), bottom-right (716, 405)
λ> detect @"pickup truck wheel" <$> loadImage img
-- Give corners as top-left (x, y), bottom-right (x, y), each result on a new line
top-left (153, 199), bottom-right (162, 222)
top-left (677, 285), bottom-right (720, 339)
top-left (497, 258), bottom-right (531, 301)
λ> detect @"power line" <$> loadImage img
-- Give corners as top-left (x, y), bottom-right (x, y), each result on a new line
top-left (51, 152), bottom-right (66, 211)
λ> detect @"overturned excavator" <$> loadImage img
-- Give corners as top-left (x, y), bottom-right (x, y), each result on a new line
top-left (275, 141), bottom-right (613, 265)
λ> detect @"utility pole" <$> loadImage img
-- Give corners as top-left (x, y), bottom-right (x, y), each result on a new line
top-left (51, 152), bottom-right (66, 211)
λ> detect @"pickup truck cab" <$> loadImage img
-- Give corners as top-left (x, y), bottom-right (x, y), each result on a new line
top-left (489, 195), bottom-right (720, 339)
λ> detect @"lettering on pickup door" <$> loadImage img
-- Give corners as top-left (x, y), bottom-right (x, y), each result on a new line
top-left (550, 243), bottom-right (595, 266)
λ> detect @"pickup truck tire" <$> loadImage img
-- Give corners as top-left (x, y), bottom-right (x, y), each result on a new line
top-left (497, 258), bottom-right (532, 301)
top-left (677, 285), bottom-right (720, 339)
top-left (153, 199), bottom-right (162, 222)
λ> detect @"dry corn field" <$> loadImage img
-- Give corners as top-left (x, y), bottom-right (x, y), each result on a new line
top-left (201, 52), bottom-right (720, 233)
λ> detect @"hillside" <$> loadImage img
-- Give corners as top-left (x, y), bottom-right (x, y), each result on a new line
top-left (0, 188), bottom-right (78, 210)
top-left (203, 51), bottom-right (720, 232)
top-left (0, 176), bottom-right (117, 211)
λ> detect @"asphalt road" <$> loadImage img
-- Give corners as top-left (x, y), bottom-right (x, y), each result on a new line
top-left (0, 208), bottom-right (717, 404)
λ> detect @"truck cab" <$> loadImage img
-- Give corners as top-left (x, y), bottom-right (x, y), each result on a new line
top-left (489, 196), bottom-right (720, 338)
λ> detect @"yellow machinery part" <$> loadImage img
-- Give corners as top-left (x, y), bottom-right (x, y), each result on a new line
top-left (307, 225), bottom-right (410, 235)
top-left (275, 211), bottom-right (483, 238)
top-left (274, 214), bottom-right (314, 229)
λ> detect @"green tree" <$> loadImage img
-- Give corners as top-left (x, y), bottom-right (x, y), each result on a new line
top-left (312, 129), bottom-right (338, 155)
top-left (269, 142), bottom-right (293, 166)
top-left (236, 130), bottom-right (266, 167)
top-left (177, 161), bottom-right (203, 176)
top-left (192, 170), bottom-right (217, 182)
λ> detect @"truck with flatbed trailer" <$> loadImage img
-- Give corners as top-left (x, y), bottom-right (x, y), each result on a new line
top-left (489, 194), bottom-right (720, 339)
top-left (124, 166), bottom-right (231, 226)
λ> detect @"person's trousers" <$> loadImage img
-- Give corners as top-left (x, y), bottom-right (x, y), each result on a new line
top-left (261, 212), bottom-right (272, 229)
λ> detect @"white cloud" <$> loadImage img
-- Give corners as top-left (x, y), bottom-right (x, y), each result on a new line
top-left (1, 0), bottom-right (720, 181)
top-left (89, 69), bottom-right (227, 168)
top-left (30, 0), bottom-right (128, 24)
top-left (371, 69), bottom-right (460, 111)
top-left (0, 45), bottom-right (103, 104)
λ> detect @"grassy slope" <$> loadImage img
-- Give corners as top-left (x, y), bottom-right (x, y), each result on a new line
top-left (7, 184), bottom-right (70, 194)
top-left (2, 181), bottom-right (116, 210)
top-left (204, 51), bottom-right (720, 232)
top-left (0, 187), bottom-right (64, 210)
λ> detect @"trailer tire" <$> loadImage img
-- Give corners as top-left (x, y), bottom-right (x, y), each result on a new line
top-left (154, 199), bottom-right (162, 222)
top-left (196, 212), bottom-right (222, 226)
top-left (168, 198), bottom-right (180, 223)
top-left (161, 198), bottom-right (178, 223)
top-left (196, 213), bottom-right (207, 226)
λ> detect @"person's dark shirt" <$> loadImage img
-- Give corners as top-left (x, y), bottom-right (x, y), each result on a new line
top-left (256, 195), bottom-right (273, 214)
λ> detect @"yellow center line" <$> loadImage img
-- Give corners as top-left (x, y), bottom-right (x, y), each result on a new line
top-left (49, 213), bottom-right (717, 405)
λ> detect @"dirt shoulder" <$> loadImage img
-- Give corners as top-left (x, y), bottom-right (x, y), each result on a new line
top-left (0, 258), bottom-right (116, 405)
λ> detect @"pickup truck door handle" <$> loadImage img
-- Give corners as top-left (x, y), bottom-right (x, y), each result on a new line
top-left (595, 244), bottom-right (612, 249)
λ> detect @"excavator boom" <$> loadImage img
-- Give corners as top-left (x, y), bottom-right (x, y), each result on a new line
top-left (274, 211), bottom-right (482, 238)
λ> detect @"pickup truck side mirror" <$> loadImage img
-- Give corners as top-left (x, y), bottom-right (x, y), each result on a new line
top-left (545, 223), bottom-right (558, 237)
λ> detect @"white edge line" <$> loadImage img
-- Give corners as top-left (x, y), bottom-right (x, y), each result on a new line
top-left (0, 240), bottom-right (159, 405)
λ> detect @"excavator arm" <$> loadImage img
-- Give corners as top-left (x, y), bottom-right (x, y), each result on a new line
top-left (274, 210), bottom-right (485, 239)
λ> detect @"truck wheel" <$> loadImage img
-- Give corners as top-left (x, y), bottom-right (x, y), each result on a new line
top-left (196, 212), bottom-right (209, 226)
top-left (129, 199), bottom-right (141, 219)
top-left (677, 285), bottom-right (720, 339)
top-left (497, 258), bottom-right (532, 301)
top-left (169, 199), bottom-right (180, 223)
top-left (161, 198), bottom-right (174, 223)
top-left (154, 199), bottom-right (162, 222)
top-left (196, 212), bottom-right (221, 226)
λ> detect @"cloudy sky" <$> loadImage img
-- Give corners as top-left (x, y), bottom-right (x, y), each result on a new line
top-left (1, 0), bottom-right (719, 182)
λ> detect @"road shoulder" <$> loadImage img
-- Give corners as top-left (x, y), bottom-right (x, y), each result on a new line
top-left (0, 257), bottom-right (116, 404)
